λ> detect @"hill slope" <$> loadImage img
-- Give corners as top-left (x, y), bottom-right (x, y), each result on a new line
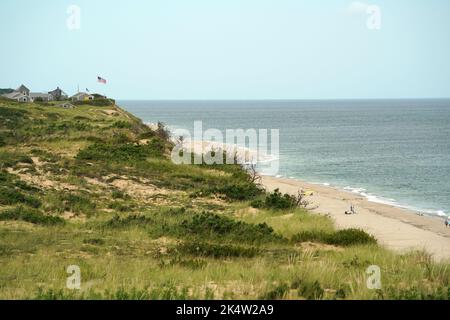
top-left (0, 100), bottom-right (448, 300)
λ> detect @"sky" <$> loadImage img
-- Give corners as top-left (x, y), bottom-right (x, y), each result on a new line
top-left (0, 0), bottom-right (449, 100)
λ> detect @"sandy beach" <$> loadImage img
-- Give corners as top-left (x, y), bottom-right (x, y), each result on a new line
top-left (178, 138), bottom-right (450, 261)
top-left (261, 175), bottom-right (450, 262)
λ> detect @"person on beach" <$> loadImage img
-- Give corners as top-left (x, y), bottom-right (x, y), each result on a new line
top-left (345, 205), bottom-right (356, 215)
top-left (445, 217), bottom-right (450, 228)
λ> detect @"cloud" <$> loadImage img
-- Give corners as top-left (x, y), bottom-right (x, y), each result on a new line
top-left (346, 1), bottom-right (369, 15)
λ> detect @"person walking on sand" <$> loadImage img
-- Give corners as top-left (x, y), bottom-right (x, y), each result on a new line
top-left (445, 217), bottom-right (450, 228)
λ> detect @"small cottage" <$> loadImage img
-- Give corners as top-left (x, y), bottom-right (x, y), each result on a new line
top-left (70, 92), bottom-right (94, 102)
top-left (49, 87), bottom-right (68, 101)
top-left (3, 91), bottom-right (30, 102)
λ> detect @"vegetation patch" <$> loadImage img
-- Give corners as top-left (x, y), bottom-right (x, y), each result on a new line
top-left (76, 141), bottom-right (164, 162)
top-left (104, 214), bottom-right (153, 228)
top-left (209, 182), bottom-right (262, 201)
top-left (0, 151), bottom-right (33, 168)
top-left (251, 188), bottom-right (303, 210)
top-left (0, 206), bottom-right (64, 225)
top-left (259, 283), bottom-right (290, 300)
top-left (0, 186), bottom-right (41, 208)
top-left (178, 241), bottom-right (259, 258)
top-left (291, 228), bottom-right (376, 247)
top-left (44, 192), bottom-right (96, 215)
top-left (182, 212), bottom-right (284, 244)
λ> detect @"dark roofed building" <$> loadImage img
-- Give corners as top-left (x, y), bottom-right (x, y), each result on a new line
top-left (16, 84), bottom-right (30, 96)
top-left (49, 87), bottom-right (68, 101)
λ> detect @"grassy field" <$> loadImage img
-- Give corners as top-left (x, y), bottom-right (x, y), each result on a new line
top-left (0, 99), bottom-right (449, 300)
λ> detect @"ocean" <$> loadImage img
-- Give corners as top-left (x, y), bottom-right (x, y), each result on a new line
top-left (119, 99), bottom-right (450, 218)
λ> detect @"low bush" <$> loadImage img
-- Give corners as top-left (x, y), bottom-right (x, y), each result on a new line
top-left (251, 188), bottom-right (298, 210)
top-left (43, 121), bottom-right (93, 134)
top-left (108, 201), bottom-right (134, 212)
top-left (0, 187), bottom-right (41, 208)
top-left (76, 141), bottom-right (164, 162)
top-left (111, 190), bottom-right (130, 200)
top-left (181, 212), bottom-right (284, 244)
top-left (297, 280), bottom-right (324, 300)
top-left (327, 229), bottom-right (377, 246)
top-left (291, 228), bottom-right (376, 247)
top-left (105, 214), bottom-right (152, 228)
top-left (45, 192), bottom-right (96, 215)
top-left (213, 182), bottom-right (262, 201)
top-left (178, 241), bottom-right (259, 258)
top-left (0, 107), bottom-right (28, 129)
top-left (83, 238), bottom-right (105, 245)
top-left (260, 283), bottom-right (290, 300)
top-left (32, 286), bottom-right (195, 300)
top-left (110, 121), bottom-right (132, 129)
top-left (382, 286), bottom-right (449, 300)
top-left (73, 98), bottom-right (114, 107)
top-left (0, 206), bottom-right (64, 225)
top-left (0, 152), bottom-right (33, 168)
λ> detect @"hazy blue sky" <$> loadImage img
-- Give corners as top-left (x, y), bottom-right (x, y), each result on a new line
top-left (1, 0), bottom-right (449, 99)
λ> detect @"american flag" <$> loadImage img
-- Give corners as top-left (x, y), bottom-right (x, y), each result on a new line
top-left (97, 76), bottom-right (107, 84)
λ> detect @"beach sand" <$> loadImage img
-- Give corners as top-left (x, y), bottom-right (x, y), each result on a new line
top-left (180, 138), bottom-right (450, 261)
top-left (261, 175), bottom-right (450, 262)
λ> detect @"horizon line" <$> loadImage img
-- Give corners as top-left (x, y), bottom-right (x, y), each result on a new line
top-left (116, 97), bottom-right (450, 102)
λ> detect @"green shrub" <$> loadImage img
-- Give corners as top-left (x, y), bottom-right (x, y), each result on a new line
top-left (111, 190), bottom-right (129, 199)
top-left (108, 201), bottom-right (134, 212)
top-left (0, 152), bottom-right (33, 167)
top-left (0, 107), bottom-right (28, 129)
top-left (46, 192), bottom-right (96, 215)
top-left (251, 188), bottom-right (298, 210)
top-left (32, 286), bottom-right (195, 300)
top-left (384, 286), bottom-right (449, 300)
top-left (178, 241), bottom-right (259, 258)
top-left (181, 212), bottom-right (284, 244)
top-left (327, 229), bottom-right (376, 246)
top-left (44, 121), bottom-right (92, 134)
top-left (83, 238), bottom-right (105, 245)
top-left (0, 206), bottom-right (64, 225)
top-left (260, 283), bottom-right (290, 300)
top-left (111, 121), bottom-right (132, 129)
top-left (105, 214), bottom-right (152, 228)
top-left (291, 228), bottom-right (376, 247)
top-left (33, 288), bottom-right (77, 300)
top-left (76, 142), bottom-right (164, 162)
top-left (160, 257), bottom-right (207, 270)
top-left (214, 182), bottom-right (262, 201)
top-left (73, 98), bottom-right (114, 107)
top-left (298, 280), bottom-right (324, 300)
top-left (0, 187), bottom-right (41, 208)
top-left (138, 130), bottom-right (156, 139)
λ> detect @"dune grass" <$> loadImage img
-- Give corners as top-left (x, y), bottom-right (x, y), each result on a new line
top-left (0, 100), bottom-right (448, 300)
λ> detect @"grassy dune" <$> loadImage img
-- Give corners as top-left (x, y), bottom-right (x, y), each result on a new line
top-left (0, 99), bottom-right (448, 300)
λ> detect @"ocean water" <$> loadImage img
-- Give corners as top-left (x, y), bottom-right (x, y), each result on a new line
top-left (119, 99), bottom-right (450, 218)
